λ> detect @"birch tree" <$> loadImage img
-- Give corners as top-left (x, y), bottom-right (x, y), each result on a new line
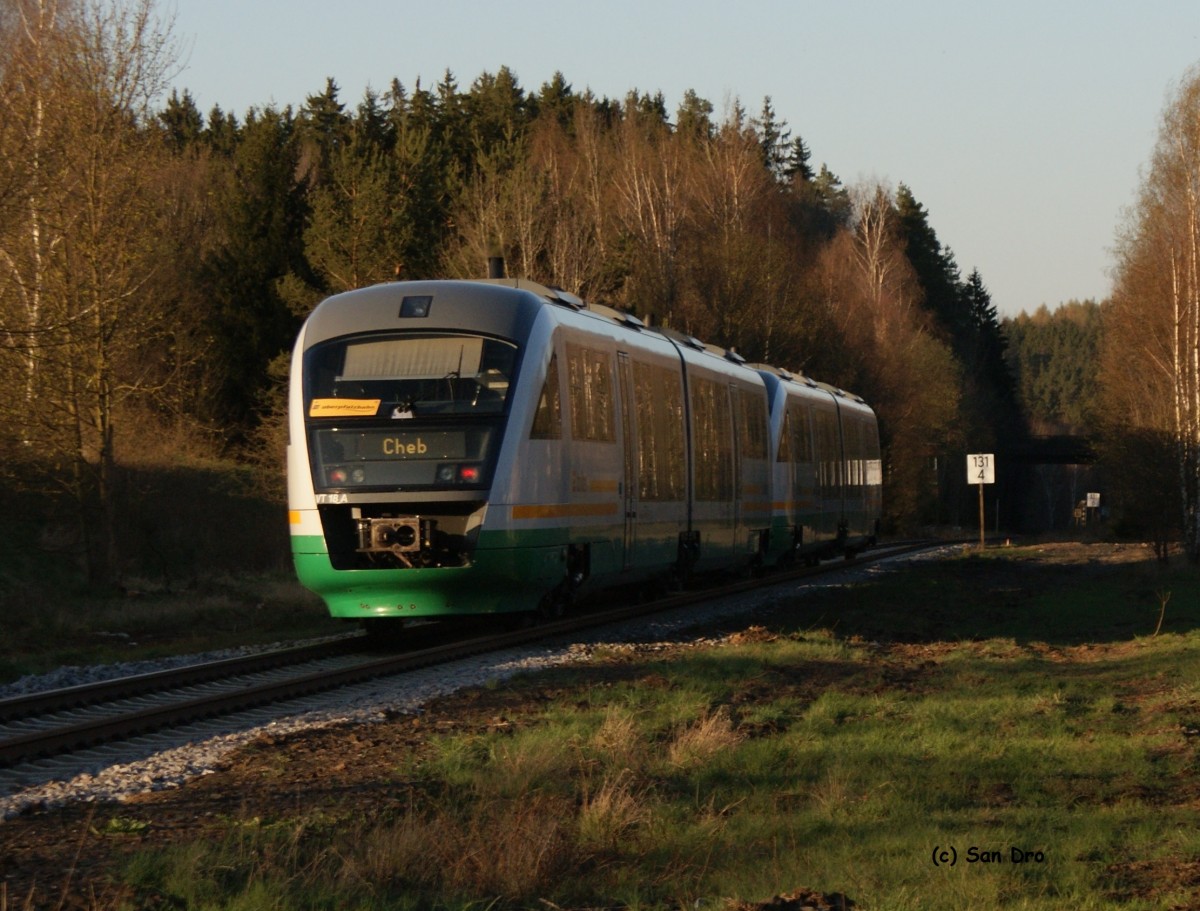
top-left (0, 0), bottom-right (178, 582)
top-left (812, 182), bottom-right (962, 530)
top-left (686, 108), bottom-right (786, 356)
top-left (611, 97), bottom-right (687, 325)
top-left (1105, 65), bottom-right (1200, 559)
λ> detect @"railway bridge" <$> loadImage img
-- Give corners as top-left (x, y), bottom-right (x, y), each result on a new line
top-left (992, 433), bottom-right (1098, 533)
top-left (998, 434), bottom-right (1096, 467)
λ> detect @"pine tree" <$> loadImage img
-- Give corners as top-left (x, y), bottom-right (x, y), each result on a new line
top-left (961, 268), bottom-right (1019, 424)
top-left (199, 106), bottom-right (309, 433)
top-left (353, 87), bottom-right (392, 150)
top-left (675, 88), bottom-right (714, 141)
top-left (299, 77), bottom-right (351, 180)
top-left (784, 135), bottom-right (815, 182)
top-left (204, 104), bottom-right (239, 155)
top-left (159, 88), bottom-right (203, 150)
top-left (812, 164), bottom-right (851, 229)
top-left (753, 95), bottom-right (791, 181)
top-left (1004, 300), bottom-right (1101, 432)
top-left (535, 71), bottom-right (575, 130)
top-left (894, 184), bottom-right (967, 340)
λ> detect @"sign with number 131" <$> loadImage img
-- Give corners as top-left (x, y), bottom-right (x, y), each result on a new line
top-left (968, 453), bottom-right (995, 485)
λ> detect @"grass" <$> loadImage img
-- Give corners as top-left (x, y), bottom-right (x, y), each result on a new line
top-left (11, 542), bottom-right (1200, 909)
top-left (0, 571), bottom-right (339, 683)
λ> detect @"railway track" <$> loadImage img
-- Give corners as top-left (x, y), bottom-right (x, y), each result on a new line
top-left (0, 540), bottom-right (938, 776)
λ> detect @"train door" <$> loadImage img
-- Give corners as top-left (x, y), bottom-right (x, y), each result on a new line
top-left (617, 352), bottom-right (638, 570)
top-left (729, 383), bottom-right (742, 541)
top-left (829, 399), bottom-right (849, 541)
top-left (790, 401), bottom-right (819, 547)
top-left (813, 401), bottom-right (842, 545)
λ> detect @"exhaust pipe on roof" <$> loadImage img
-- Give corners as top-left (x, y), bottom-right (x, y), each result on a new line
top-left (487, 256), bottom-right (505, 279)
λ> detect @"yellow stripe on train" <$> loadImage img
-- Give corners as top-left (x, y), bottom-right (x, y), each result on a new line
top-left (512, 502), bottom-right (622, 520)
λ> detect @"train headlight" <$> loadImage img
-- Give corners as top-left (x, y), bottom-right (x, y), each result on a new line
top-left (436, 464), bottom-right (456, 483)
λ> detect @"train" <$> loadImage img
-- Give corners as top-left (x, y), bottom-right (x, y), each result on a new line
top-left (287, 278), bottom-right (882, 629)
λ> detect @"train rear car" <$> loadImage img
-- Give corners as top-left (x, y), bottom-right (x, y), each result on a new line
top-left (758, 367), bottom-right (882, 562)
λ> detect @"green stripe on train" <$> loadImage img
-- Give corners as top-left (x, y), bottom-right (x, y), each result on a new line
top-left (291, 530), bottom-right (569, 617)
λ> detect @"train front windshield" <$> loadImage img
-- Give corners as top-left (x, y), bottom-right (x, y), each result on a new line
top-left (303, 333), bottom-right (518, 492)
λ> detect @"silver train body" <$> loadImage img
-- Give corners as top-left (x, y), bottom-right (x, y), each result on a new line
top-left (287, 279), bottom-right (882, 620)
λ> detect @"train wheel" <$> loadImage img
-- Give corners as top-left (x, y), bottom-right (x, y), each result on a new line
top-left (536, 582), bottom-right (574, 622)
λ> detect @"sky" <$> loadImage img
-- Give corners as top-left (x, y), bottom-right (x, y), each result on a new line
top-left (168, 0), bottom-right (1200, 317)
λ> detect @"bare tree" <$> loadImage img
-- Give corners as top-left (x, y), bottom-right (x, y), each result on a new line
top-left (531, 116), bottom-right (613, 297)
top-left (611, 101), bottom-right (687, 325)
top-left (685, 109), bottom-right (781, 351)
top-left (0, 0), bottom-right (179, 582)
top-left (1105, 65), bottom-right (1200, 559)
top-left (810, 182), bottom-right (963, 530)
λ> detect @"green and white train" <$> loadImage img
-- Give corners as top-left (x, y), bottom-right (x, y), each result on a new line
top-left (288, 279), bottom-right (882, 628)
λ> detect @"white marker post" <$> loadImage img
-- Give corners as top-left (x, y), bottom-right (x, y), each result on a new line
top-left (967, 454), bottom-right (995, 548)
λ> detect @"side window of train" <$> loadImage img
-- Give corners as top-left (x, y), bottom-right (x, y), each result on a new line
top-left (789, 404), bottom-right (813, 463)
top-left (853, 419), bottom-right (868, 485)
top-left (737, 388), bottom-right (768, 460)
top-left (819, 410), bottom-right (841, 489)
top-left (530, 352), bottom-right (562, 440)
top-left (566, 343), bottom-right (615, 442)
top-left (633, 361), bottom-right (686, 500)
top-left (692, 376), bottom-right (733, 501)
top-left (845, 418), bottom-right (861, 485)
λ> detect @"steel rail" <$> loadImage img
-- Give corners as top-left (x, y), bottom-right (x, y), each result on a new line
top-left (0, 638), bottom-right (365, 723)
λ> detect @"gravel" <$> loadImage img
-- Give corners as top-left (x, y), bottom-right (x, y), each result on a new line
top-left (0, 551), bottom-right (944, 821)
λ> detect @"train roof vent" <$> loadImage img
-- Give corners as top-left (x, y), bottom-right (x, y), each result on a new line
top-left (544, 287), bottom-right (585, 310)
top-left (617, 312), bottom-right (645, 330)
top-left (724, 348), bottom-right (746, 365)
top-left (657, 327), bottom-right (707, 351)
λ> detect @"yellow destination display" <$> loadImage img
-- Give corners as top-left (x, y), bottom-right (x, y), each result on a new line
top-left (309, 398), bottom-right (381, 417)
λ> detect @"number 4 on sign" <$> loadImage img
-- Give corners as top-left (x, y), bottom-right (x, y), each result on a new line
top-left (968, 453), bottom-right (995, 485)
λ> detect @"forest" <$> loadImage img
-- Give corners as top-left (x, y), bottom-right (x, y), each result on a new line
top-left (2, 0), bottom-right (1194, 592)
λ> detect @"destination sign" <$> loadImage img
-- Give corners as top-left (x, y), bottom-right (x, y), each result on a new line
top-left (321, 430), bottom-right (469, 460)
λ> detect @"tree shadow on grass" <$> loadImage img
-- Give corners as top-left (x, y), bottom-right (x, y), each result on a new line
top-left (754, 546), bottom-right (1199, 647)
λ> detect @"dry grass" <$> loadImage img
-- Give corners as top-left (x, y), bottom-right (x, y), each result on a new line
top-left (578, 769), bottom-right (651, 852)
top-left (667, 706), bottom-right (743, 768)
top-left (590, 703), bottom-right (644, 767)
top-left (341, 794), bottom-right (577, 901)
